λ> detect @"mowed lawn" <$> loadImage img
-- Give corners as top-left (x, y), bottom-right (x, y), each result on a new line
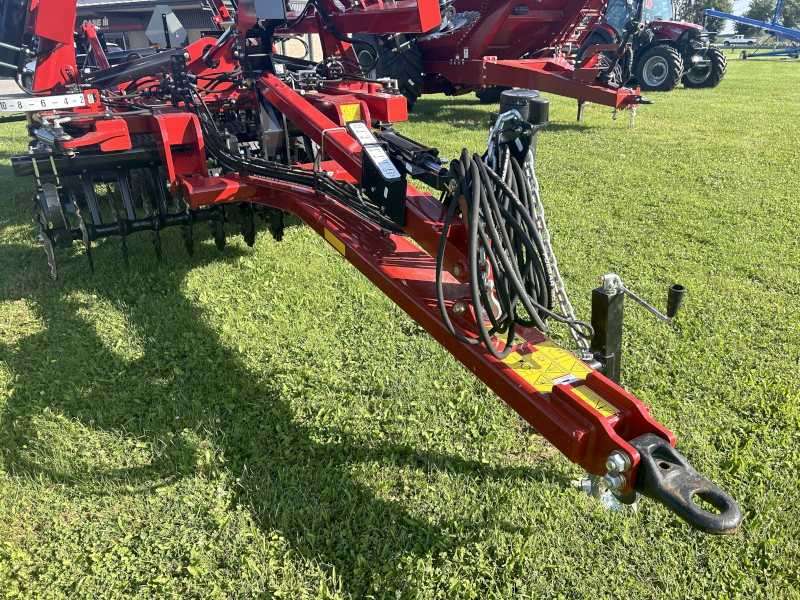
top-left (0, 56), bottom-right (798, 599)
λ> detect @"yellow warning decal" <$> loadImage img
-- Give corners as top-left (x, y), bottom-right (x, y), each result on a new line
top-left (340, 103), bottom-right (362, 124)
top-left (503, 341), bottom-right (593, 393)
top-left (493, 330), bottom-right (531, 346)
top-left (571, 385), bottom-right (620, 418)
top-left (324, 229), bottom-right (346, 256)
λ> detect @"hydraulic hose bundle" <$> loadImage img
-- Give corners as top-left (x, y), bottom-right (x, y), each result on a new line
top-left (436, 104), bottom-right (592, 360)
top-left (180, 85), bottom-right (403, 234)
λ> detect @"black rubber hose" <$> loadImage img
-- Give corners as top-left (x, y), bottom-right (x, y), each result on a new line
top-left (436, 146), bottom-right (593, 361)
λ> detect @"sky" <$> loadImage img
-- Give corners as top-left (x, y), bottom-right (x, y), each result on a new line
top-left (719, 0), bottom-right (753, 33)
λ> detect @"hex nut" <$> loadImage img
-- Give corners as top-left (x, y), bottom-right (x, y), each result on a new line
top-left (603, 472), bottom-right (626, 491)
top-left (605, 450), bottom-right (632, 473)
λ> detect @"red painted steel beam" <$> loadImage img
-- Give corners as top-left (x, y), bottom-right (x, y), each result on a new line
top-left (284, 0), bottom-right (441, 34)
top-left (460, 1), bottom-right (518, 60)
top-left (177, 171), bottom-right (675, 492)
top-left (29, 0), bottom-right (77, 44)
top-left (426, 57), bottom-right (641, 108)
top-left (81, 24), bottom-right (111, 71)
top-left (258, 73), bottom-right (365, 180)
top-left (320, 83), bottom-right (409, 124)
top-left (32, 41), bottom-right (80, 91)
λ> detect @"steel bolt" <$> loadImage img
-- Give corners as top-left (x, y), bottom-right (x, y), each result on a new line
top-left (605, 450), bottom-right (632, 473)
top-left (453, 301), bottom-right (467, 315)
top-left (603, 472), bottom-right (626, 491)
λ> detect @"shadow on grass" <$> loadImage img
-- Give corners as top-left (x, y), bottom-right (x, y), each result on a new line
top-left (411, 96), bottom-right (598, 133)
top-left (0, 156), bottom-right (558, 595)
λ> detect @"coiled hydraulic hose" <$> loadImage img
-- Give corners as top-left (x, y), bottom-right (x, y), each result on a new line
top-left (436, 148), bottom-right (592, 360)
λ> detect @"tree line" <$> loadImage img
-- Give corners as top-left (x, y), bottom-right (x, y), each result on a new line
top-left (674, 0), bottom-right (800, 36)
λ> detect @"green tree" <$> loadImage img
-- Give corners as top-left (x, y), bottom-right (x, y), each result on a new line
top-left (732, 0), bottom-right (800, 36)
top-left (780, 0), bottom-right (800, 28)
top-left (675, 0), bottom-right (734, 34)
top-left (734, 0), bottom-right (775, 35)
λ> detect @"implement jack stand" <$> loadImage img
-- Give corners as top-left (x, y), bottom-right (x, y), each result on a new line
top-left (587, 274), bottom-right (686, 383)
top-left (577, 100), bottom-right (588, 122)
top-left (588, 285), bottom-right (623, 383)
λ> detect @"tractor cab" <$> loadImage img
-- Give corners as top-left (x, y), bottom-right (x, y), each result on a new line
top-left (603, 0), bottom-right (676, 34)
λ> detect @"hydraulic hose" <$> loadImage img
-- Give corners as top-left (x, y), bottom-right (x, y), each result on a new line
top-left (185, 87), bottom-right (403, 233)
top-left (436, 147), bottom-right (592, 361)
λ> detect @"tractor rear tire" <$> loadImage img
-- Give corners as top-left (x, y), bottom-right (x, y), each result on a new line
top-left (634, 44), bottom-right (683, 92)
top-left (682, 46), bottom-right (727, 88)
top-left (595, 53), bottom-right (624, 85)
top-left (576, 35), bottom-right (634, 86)
top-left (354, 34), bottom-right (423, 111)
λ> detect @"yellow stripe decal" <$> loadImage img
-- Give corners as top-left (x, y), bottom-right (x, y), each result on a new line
top-left (324, 229), bottom-right (346, 256)
top-left (571, 385), bottom-right (619, 418)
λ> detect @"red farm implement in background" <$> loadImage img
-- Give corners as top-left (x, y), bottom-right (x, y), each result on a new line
top-left (0, 0), bottom-right (741, 534)
top-left (353, 0), bottom-right (648, 118)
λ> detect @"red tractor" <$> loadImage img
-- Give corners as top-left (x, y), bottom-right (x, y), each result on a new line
top-left (353, 0), bottom-right (645, 112)
top-left (577, 0), bottom-right (727, 91)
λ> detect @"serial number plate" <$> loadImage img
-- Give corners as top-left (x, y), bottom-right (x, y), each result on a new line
top-left (0, 93), bottom-right (87, 113)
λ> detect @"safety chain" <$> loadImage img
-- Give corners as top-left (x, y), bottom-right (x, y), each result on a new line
top-left (612, 106), bottom-right (637, 128)
top-left (522, 149), bottom-right (591, 354)
top-left (485, 112), bottom-right (591, 353)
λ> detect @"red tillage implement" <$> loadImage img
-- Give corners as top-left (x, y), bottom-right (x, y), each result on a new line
top-left (0, 0), bottom-right (739, 533)
top-left (353, 0), bottom-right (647, 114)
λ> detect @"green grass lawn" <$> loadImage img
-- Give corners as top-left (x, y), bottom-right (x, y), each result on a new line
top-left (1, 58), bottom-right (799, 599)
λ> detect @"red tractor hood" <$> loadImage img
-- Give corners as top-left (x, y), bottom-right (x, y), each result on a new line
top-left (650, 20), bottom-right (705, 41)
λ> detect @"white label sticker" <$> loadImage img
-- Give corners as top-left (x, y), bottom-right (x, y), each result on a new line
top-left (515, 137), bottom-right (524, 152)
top-left (463, 48), bottom-right (469, 59)
top-left (552, 374), bottom-right (580, 386)
top-left (0, 93), bottom-right (87, 113)
top-left (365, 146), bottom-right (401, 180)
top-left (348, 121), bottom-right (379, 147)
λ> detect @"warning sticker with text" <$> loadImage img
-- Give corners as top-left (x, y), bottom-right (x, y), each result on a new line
top-left (503, 341), bottom-right (593, 393)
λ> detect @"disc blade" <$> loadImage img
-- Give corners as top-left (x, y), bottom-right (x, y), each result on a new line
top-left (74, 199), bottom-right (94, 273)
top-left (35, 201), bottom-right (58, 280)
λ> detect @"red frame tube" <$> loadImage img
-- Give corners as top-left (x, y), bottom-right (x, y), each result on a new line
top-left (178, 170), bottom-right (676, 491)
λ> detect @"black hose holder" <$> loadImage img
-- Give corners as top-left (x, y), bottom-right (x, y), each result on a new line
top-left (491, 90), bottom-right (549, 164)
top-left (666, 283), bottom-right (686, 320)
top-left (499, 89), bottom-right (549, 126)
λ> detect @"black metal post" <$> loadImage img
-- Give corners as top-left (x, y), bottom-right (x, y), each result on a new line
top-left (589, 286), bottom-right (624, 383)
top-left (162, 13), bottom-right (172, 49)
